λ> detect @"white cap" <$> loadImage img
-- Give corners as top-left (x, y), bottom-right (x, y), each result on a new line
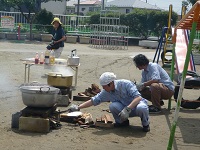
top-left (99, 72), bottom-right (117, 86)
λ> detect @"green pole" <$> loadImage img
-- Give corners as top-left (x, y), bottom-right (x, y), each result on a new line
top-left (167, 22), bottom-right (197, 150)
top-left (168, 43), bottom-right (176, 110)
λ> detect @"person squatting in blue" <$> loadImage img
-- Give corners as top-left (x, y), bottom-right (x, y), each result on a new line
top-left (69, 72), bottom-right (150, 132)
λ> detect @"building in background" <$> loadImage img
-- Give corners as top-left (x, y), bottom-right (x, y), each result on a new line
top-left (66, 0), bottom-right (76, 14)
top-left (105, 0), bottom-right (161, 14)
top-left (74, 0), bottom-right (101, 16)
top-left (41, 0), bottom-right (67, 14)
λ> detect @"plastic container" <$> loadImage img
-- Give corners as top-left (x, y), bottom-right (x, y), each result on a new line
top-left (45, 49), bottom-right (50, 64)
top-left (50, 50), bottom-right (55, 64)
top-left (35, 52), bottom-right (39, 64)
top-left (40, 52), bottom-right (44, 64)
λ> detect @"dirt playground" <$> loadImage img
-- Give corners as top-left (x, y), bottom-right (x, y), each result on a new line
top-left (0, 40), bottom-right (199, 150)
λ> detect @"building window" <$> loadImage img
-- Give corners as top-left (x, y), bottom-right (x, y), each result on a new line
top-left (89, 7), bottom-right (93, 11)
top-left (81, 8), bottom-right (85, 11)
top-left (126, 9), bottom-right (130, 13)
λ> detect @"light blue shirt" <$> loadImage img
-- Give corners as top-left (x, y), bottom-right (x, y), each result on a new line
top-left (91, 79), bottom-right (145, 107)
top-left (141, 62), bottom-right (174, 91)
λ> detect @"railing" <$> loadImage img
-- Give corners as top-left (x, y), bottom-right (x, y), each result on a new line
top-left (0, 11), bottom-right (91, 34)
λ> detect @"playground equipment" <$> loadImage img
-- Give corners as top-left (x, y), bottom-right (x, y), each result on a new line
top-left (90, 10), bottom-right (129, 50)
top-left (153, 5), bottom-right (173, 66)
top-left (167, 1), bottom-right (200, 149)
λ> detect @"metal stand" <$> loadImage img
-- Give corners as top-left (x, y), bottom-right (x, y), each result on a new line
top-left (23, 62), bottom-right (80, 88)
top-left (90, 10), bottom-right (129, 50)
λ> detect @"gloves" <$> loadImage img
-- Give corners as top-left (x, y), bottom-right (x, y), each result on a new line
top-left (68, 104), bottom-right (80, 112)
top-left (118, 107), bottom-right (132, 122)
top-left (136, 83), bottom-right (144, 91)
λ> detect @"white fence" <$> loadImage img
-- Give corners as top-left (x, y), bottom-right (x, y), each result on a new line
top-left (0, 11), bottom-right (91, 33)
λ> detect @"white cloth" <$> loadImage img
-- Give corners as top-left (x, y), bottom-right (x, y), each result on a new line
top-left (99, 72), bottom-right (117, 86)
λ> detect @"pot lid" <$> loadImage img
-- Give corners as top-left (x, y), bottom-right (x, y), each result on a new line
top-left (48, 72), bottom-right (73, 77)
top-left (20, 86), bottom-right (60, 94)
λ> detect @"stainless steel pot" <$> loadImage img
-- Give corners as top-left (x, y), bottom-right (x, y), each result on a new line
top-left (20, 85), bottom-right (60, 107)
top-left (47, 72), bottom-right (73, 87)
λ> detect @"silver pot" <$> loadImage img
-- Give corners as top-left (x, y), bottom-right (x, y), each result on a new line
top-left (20, 85), bottom-right (60, 107)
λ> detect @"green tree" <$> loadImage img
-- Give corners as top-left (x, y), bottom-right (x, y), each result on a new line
top-left (182, 0), bottom-right (198, 10)
top-left (121, 9), bottom-right (178, 38)
top-left (0, 0), bottom-right (61, 40)
top-left (34, 9), bottom-right (54, 33)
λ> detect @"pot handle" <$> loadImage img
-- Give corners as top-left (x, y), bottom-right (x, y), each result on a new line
top-left (55, 74), bottom-right (63, 77)
top-left (39, 87), bottom-right (50, 93)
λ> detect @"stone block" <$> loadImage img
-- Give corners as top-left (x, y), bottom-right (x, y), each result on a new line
top-left (41, 34), bottom-right (52, 42)
top-left (139, 40), bottom-right (158, 48)
top-left (66, 36), bottom-right (77, 43)
top-left (6, 33), bottom-right (17, 40)
top-left (0, 32), bottom-right (6, 39)
top-left (19, 116), bottom-right (50, 133)
top-left (79, 37), bottom-right (90, 44)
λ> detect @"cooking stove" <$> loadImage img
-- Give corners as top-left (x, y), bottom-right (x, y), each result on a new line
top-left (19, 104), bottom-right (62, 132)
top-left (21, 104), bottom-right (58, 118)
top-left (55, 86), bottom-right (72, 99)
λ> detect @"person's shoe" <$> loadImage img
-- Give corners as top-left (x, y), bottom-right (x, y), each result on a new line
top-left (114, 119), bottom-right (129, 127)
top-left (143, 125), bottom-right (150, 132)
top-left (160, 100), bottom-right (164, 106)
top-left (149, 106), bottom-right (161, 114)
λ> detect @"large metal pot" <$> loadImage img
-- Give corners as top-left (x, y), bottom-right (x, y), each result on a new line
top-left (20, 85), bottom-right (60, 107)
top-left (47, 72), bottom-right (73, 87)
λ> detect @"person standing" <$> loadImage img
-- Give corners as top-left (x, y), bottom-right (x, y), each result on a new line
top-left (50, 17), bottom-right (66, 58)
top-left (133, 54), bottom-right (174, 113)
top-left (69, 72), bottom-right (150, 132)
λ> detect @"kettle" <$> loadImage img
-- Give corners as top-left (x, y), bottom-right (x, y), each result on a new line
top-left (68, 49), bottom-right (80, 66)
top-left (71, 49), bottom-right (77, 57)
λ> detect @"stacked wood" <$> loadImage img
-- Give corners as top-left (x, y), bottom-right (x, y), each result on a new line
top-left (73, 83), bottom-right (101, 101)
top-left (95, 114), bottom-right (114, 128)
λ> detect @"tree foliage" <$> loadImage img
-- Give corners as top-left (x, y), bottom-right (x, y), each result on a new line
top-left (88, 9), bottom-right (178, 38)
top-left (122, 9), bottom-right (178, 38)
top-left (34, 9), bottom-right (54, 33)
top-left (182, 0), bottom-right (198, 10)
top-left (0, 0), bottom-right (61, 40)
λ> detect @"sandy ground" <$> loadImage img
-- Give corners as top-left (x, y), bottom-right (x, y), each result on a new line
top-left (0, 40), bottom-right (200, 150)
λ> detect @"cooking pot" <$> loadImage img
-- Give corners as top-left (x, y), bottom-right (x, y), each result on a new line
top-left (47, 72), bottom-right (73, 87)
top-left (20, 85), bottom-right (60, 107)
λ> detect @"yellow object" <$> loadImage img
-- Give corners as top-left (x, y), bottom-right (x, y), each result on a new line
top-left (50, 56), bottom-right (55, 64)
top-left (50, 50), bottom-right (55, 64)
top-left (51, 17), bottom-right (62, 25)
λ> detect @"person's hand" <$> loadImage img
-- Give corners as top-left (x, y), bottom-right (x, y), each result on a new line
top-left (68, 104), bottom-right (80, 112)
top-left (118, 107), bottom-right (132, 122)
top-left (136, 83), bottom-right (145, 91)
top-left (53, 41), bottom-right (58, 44)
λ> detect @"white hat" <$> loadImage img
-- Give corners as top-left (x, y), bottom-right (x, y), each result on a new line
top-left (99, 72), bottom-right (117, 86)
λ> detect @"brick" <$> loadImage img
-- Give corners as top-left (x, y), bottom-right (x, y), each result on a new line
top-left (19, 116), bottom-right (50, 133)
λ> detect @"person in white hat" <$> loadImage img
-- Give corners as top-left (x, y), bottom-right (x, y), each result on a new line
top-left (47, 17), bottom-right (66, 58)
top-left (69, 72), bottom-right (150, 132)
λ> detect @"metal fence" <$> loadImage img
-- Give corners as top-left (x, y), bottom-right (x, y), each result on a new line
top-left (0, 11), bottom-right (91, 34)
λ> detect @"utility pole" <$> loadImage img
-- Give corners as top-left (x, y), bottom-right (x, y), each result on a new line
top-left (76, 0), bottom-right (80, 27)
top-left (102, 0), bottom-right (105, 10)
